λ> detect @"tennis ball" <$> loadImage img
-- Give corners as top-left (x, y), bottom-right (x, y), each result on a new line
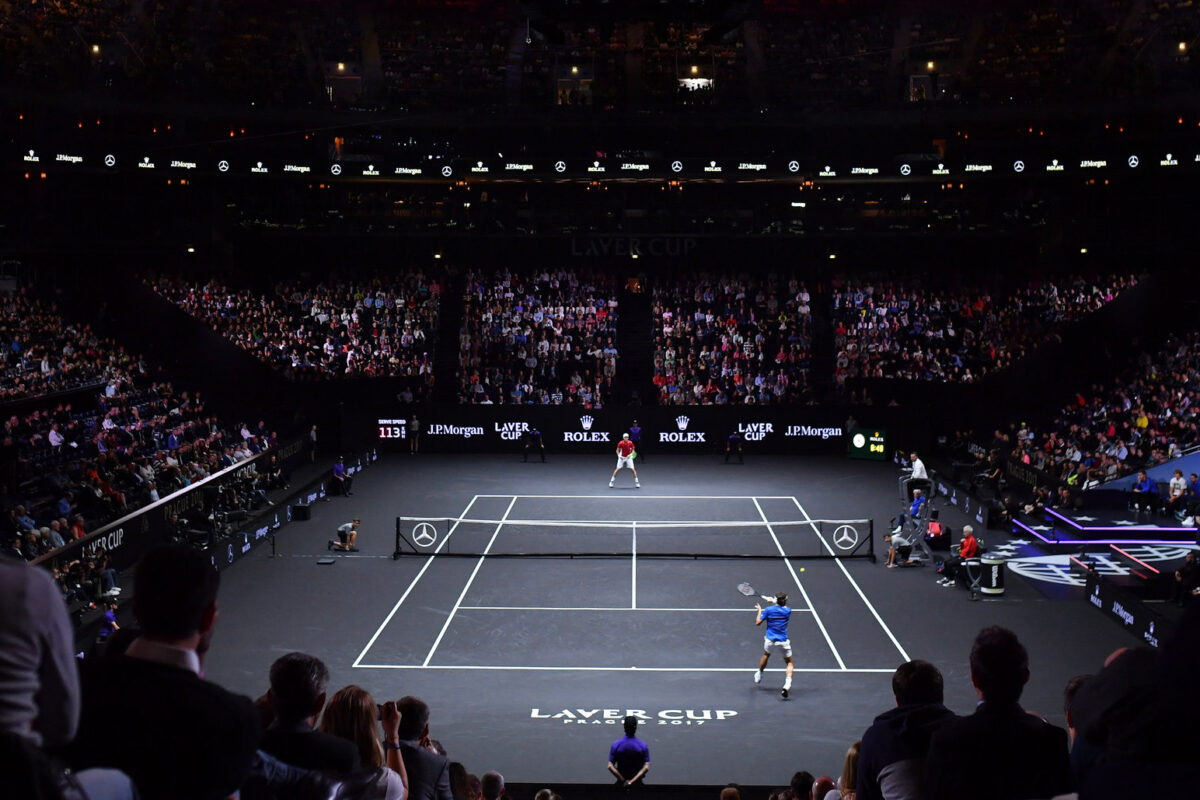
top-left (800, 567), bottom-right (806, 572)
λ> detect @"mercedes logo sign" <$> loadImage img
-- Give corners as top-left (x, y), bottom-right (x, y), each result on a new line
top-left (554, 161), bottom-right (566, 173)
top-left (217, 160), bottom-right (229, 173)
top-left (103, 154), bottom-right (116, 167)
top-left (1127, 155), bottom-right (1139, 168)
top-left (441, 165), bottom-right (453, 177)
top-left (787, 160), bottom-right (800, 173)
top-left (412, 523), bottom-right (438, 548)
top-left (832, 525), bottom-right (860, 551)
top-left (900, 164), bottom-right (911, 176)
top-left (671, 160), bottom-right (683, 173)
top-left (1013, 160), bottom-right (1025, 173)
top-left (330, 163), bottom-right (342, 176)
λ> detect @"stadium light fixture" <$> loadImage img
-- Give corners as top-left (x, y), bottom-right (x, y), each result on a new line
top-left (337, 62), bottom-right (346, 72)
top-left (1080, 248), bottom-right (1087, 254)
top-left (187, 247), bottom-right (195, 253)
top-left (571, 65), bottom-right (579, 75)
top-left (1180, 41), bottom-right (1187, 53)
top-left (91, 44), bottom-right (100, 55)
top-left (926, 61), bottom-right (934, 72)
top-left (691, 65), bottom-right (699, 75)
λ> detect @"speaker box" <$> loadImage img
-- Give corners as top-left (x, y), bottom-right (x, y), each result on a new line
top-left (292, 503), bottom-right (311, 521)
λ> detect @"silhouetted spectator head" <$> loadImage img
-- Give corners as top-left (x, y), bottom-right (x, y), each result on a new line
top-left (133, 543), bottom-right (219, 647)
top-left (480, 771), bottom-right (504, 800)
top-left (790, 772), bottom-right (814, 800)
top-left (624, 715), bottom-right (639, 736)
top-left (397, 695), bottom-right (432, 740)
top-left (893, 659), bottom-right (944, 705)
top-left (1063, 673), bottom-right (1091, 741)
top-left (720, 785), bottom-right (741, 800)
top-left (269, 652), bottom-right (330, 725)
top-left (970, 626), bottom-right (1029, 704)
top-left (450, 762), bottom-right (470, 800)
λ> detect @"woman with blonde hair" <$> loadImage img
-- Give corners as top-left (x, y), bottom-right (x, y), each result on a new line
top-left (824, 740), bottom-right (859, 800)
top-left (320, 685), bottom-right (410, 799)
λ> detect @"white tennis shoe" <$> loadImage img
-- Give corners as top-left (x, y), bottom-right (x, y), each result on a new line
top-left (753, 670), bottom-right (762, 684)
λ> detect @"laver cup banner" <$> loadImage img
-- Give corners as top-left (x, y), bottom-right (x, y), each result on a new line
top-left (370, 407), bottom-right (872, 455)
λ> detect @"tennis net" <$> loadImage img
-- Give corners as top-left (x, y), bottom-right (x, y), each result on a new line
top-left (393, 516), bottom-right (875, 561)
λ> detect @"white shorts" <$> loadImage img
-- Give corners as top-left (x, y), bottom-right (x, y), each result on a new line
top-left (616, 455), bottom-right (634, 470)
top-left (763, 637), bottom-right (792, 658)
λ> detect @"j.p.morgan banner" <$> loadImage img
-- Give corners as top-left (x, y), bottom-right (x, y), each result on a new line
top-left (369, 406), bottom-right (855, 455)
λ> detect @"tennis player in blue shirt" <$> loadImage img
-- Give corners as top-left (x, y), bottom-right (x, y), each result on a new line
top-left (754, 592), bottom-right (793, 699)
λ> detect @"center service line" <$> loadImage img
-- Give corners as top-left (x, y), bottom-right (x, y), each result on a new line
top-left (422, 495), bottom-right (518, 667)
top-left (753, 497), bottom-right (847, 671)
top-left (632, 520), bottom-right (637, 610)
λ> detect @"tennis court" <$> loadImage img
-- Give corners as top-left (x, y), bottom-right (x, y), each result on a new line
top-left (354, 494), bottom-right (902, 672)
top-left (205, 454), bottom-right (1130, 787)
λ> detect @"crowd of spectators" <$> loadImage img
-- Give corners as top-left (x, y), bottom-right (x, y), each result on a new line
top-left (831, 274), bottom-right (1135, 384)
top-left (963, 329), bottom-right (1200, 501)
top-left (651, 273), bottom-right (813, 405)
top-left (2, 377), bottom-right (276, 558)
top-left (151, 274), bottom-right (440, 389)
top-left (0, 289), bottom-right (141, 402)
top-left (458, 268), bottom-right (619, 406)
top-left (7, 538), bottom-right (1197, 799)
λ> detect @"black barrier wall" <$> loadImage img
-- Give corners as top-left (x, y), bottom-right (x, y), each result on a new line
top-left (355, 404), bottom-right (916, 456)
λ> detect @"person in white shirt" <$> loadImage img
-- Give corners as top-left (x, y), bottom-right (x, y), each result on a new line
top-left (903, 452), bottom-right (930, 499)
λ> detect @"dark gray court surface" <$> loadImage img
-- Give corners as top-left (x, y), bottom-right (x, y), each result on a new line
top-left (204, 454), bottom-right (1131, 787)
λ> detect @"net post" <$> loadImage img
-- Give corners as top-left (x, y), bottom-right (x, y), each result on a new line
top-left (393, 517), bottom-right (402, 560)
top-left (868, 519), bottom-right (876, 562)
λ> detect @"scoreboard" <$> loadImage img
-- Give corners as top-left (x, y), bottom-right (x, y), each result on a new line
top-left (849, 428), bottom-right (888, 460)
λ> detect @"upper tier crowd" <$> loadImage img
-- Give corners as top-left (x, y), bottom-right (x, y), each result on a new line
top-left (651, 273), bottom-right (813, 405)
top-left (458, 269), bottom-right (619, 406)
top-left (971, 328), bottom-right (1200, 495)
top-left (0, 289), bottom-right (138, 402)
top-left (831, 274), bottom-right (1135, 384)
top-left (4, 541), bottom-right (1197, 800)
top-left (151, 274), bottom-right (441, 390)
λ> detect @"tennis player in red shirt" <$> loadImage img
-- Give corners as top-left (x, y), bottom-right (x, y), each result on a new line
top-left (610, 433), bottom-right (640, 488)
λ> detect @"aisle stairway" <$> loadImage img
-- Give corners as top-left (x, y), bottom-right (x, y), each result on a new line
top-left (616, 284), bottom-right (654, 405)
top-left (432, 275), bottom-right (465, 404)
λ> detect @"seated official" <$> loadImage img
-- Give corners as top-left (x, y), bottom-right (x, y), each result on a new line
top-left (522, 428), bottom-right (545, 463)
top-left (332, 457), bottom-right (354, 496)
top-left (938, 525), bottom-right (980, 587)
top-left (892, 489), bottom-right (927, 534)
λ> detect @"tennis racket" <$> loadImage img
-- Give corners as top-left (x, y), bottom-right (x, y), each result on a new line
top-left (737, 582), bottom-right (775, 603)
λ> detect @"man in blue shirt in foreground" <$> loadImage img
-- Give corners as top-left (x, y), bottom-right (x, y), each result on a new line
top-left (754, 591), bottom-right (793, 699)
top-left (608, 715), bottom-right (650, 789)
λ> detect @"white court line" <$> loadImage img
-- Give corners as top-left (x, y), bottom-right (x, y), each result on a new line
top-left (355, 664), bottom-right (895, 673)
top-left (631, 521), bottom-right (637, 609)
top-left (352, 495), bottom-right (482, 668)
top-left (753, 497), bottom-right (847, 670)
top-left (457, 606), bottom-right (813, 613)
top-left (791, 497), bottom-right (911, 663)
top-left (473, 494), bottom-right (801, 499)
top-left (422, 496), bottom-right (518, 667)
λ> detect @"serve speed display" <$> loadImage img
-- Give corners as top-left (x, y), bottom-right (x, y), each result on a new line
top-left (378, 418), bottom-right (408, 441)
top-left (849, 427), bottom-right (887, 461)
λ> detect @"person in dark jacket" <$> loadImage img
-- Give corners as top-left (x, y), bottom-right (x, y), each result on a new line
top-left (925, 626), bottom-right (1071, 800)
top-left (857, 659), bottom-right (954, 800)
